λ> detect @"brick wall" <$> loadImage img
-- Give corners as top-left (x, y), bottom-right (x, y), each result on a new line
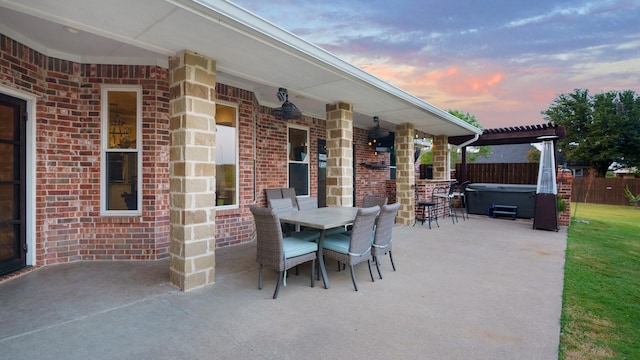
top-left (557, 168), bottom-right (572, 226)
top-left (354, 127), bottom-right (391, 206)
top-left (79, 64), bottom-right (170, 262)
top-left (214, 88), bottom-right (330, 246)
top-left (1, 34), bottom-right (394, 267)
top-left (214, 84), bottom-right (257, 247)
top-left (1, 35), bottom-right (170, 265)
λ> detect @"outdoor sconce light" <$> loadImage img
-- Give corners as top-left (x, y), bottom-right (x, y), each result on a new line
top-left (273, 88), bottom-right (302, 120)
top-left (368, 116), bottom-right (390, 139)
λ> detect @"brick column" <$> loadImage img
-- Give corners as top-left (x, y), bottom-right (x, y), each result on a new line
top-left (557, 168), bottom-right (572, 227)
top-left (168, 50), bottom-right (217, 291)
top-left (432, 135), bottom-right (449, 180)
top-left (395, 123), bottom-right (415, 225)
top-left (325, 102), bottom-right (353, 207)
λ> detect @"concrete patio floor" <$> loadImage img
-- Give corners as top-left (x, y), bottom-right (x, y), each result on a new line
top-left (0, 214), bottom-right (567, 360)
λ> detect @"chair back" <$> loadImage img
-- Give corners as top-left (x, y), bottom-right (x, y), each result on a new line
top-left (348, 206), bottom-right (380, 256)
top-left (363, 195), bottom-right (388, 208)
top-left (265, 188), bottom-right (283, 206)
top-left (432, 186), bottom-right (447, 199)
top-left (268, 198), bottom-right (295, 214)
top-left (458, 180), bottom-right (470, 194)
top-left (447, 182), bottom-right (458, 196)
top-left (281, 188), bottom-right (297, 206)
top-left (249, 205), bottom-right (285, 270)
top-left (373, 202), bottom-right (400, 249)
top-left (295, 196), bottom-right (318, 211)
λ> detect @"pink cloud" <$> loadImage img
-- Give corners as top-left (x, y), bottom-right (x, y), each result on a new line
top-left (359, 61), bottom-right (585, 129)
top-left (363, 63), bottom-right (506, 99)
top-left (435, 67), bottom-right (504, 97)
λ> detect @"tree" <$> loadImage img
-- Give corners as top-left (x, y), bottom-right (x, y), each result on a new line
top-left (542, 89), bottom-right (640, 177)
top-left (526, 148), bottom-right (540, 163)
top-left (447, 109), bottom-right (491, 164)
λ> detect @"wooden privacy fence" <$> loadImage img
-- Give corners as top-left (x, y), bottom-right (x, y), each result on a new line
top-left (456, 163), bottom-right (539, 184)
top-left (455, 163), bottom-right (639, 206)
top-left (571, 177), bottom-right (640, 206)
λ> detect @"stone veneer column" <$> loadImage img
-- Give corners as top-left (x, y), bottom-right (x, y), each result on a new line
top-left (394, 123), bottom-right (415, 225)
top-left (432, 135), bottom-right (449, 180)
top-left (325, 102), bottom-right (353, 207)
top-left (168, 50), bottom-right (217, 291)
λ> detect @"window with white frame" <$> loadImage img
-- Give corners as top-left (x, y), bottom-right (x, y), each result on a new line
top-left (288, 125), bottom-right (309, 196)
top-left (101, 86), bottom-right (141, 213)
top-left (215, 102), bottom-right (238, 207)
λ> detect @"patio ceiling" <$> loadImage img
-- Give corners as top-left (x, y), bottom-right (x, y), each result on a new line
top-left (0, 0), bottom-right (481, 138)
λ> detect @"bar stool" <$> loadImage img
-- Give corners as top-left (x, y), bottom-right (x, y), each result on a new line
top-left (453, 181), bottom-right (470, 220)
top-left (414, 185), bottom-right (439, 229)
top-left (432, 183), bottom-right (460, 224)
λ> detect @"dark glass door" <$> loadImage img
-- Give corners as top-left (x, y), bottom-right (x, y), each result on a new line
top-left (0, 93), bottom-right (27, 275)
top-left (317, 139), bottom-right (326, 207)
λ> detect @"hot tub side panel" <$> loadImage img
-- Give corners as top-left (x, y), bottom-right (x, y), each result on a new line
top-left (466, 184), bottom-right (537, 218)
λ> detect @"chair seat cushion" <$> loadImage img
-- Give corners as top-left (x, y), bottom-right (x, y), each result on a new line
top-left (289, 230), bottom-right (320, 242)
top-left (329, 230), bottom-right (372, 241)
top-left (325, 227), bottom-right (349, 237)
top-left (321, 234), bottom-right (351, 254)
top-left (283, 237), bottom-right (318, 258)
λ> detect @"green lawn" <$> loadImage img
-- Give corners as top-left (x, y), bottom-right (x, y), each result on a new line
top-left (559, 203), bottom-right (640, 359)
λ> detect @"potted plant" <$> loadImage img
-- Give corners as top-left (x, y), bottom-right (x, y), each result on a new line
top-left (556, 195), bottom-right (567, 213)
top-left (419, 151), bottom-right (433, 179)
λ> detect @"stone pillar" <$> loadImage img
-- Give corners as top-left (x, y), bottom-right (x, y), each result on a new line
top-left (395, 123), bottom-right (415, 225)
top-left (325, 102), bottom-right (353, 207)
top-left (168, 50), bottom-right (217, 291)
top-left (432, 135), bottom-right (449, 180)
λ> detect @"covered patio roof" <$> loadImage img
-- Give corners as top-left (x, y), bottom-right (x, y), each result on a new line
top-left (0, 0), bottom-right (481, 138)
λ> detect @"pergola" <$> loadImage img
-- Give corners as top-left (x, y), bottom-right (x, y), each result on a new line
top-left (449, 123), bottom-right (567, 182)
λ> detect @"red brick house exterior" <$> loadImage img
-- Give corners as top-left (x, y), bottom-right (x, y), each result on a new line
top-left (1, 34), bottom-right (393, 273)
top-left (0, 1), bottom-right (487, 290)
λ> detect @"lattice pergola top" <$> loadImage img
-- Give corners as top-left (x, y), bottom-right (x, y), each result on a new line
top-left (449, 123), bottom-right (566, 147)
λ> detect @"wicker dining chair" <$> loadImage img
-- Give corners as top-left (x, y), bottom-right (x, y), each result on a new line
top-left (281, 187), bottom-right (297, 208)
top-left (249, 205), bottom-right (318, 299)
top-left (321, 206), bottom-right (380, 291)
top-left (268, 197), bottom-right (295, 213)
top-left (362, 195), bottom-right (388, 208)
top-left (371, 202), bottom-right (400, 279)
top-left (295, 196), bottom-right (318, 211)
top-left (268, 198), bottom-right (319, 242)
top-left (294, 196), bottom-right (349, 238)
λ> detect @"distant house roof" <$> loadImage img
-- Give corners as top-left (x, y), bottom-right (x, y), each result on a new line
top-left (474, 144), bottom-right (537, 164)
top-left (613, 167), bottom-right (638, 175)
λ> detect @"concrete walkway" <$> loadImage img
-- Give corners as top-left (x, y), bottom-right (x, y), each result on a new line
top-left (0, 215), bottom-right (566, 359)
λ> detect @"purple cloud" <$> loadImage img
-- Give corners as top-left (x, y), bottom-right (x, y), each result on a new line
top-left (231, 0), bottom-right (640, 127)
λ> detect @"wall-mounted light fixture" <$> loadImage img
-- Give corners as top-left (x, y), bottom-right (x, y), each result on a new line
top-left (368, 116), bottom-right (390, 139)
top-left (273, 88), bottom-right (302, 120)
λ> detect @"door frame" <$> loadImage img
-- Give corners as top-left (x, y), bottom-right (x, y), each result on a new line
top-left (1, 85), bottom-right (36, 267)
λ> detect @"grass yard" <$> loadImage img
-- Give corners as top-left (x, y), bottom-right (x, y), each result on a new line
top-left (559, 203), bottom-right (640, 359)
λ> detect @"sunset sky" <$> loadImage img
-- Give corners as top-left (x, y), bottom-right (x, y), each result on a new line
top-left (231, 0), bottom-right (640, 129)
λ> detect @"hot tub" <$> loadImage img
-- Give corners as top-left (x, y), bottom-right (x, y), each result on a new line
top-left (465, 183), bottom-right (537, 219)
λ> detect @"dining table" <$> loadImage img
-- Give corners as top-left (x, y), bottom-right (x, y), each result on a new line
top-left (278, 206), bottom-right (359, 289)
